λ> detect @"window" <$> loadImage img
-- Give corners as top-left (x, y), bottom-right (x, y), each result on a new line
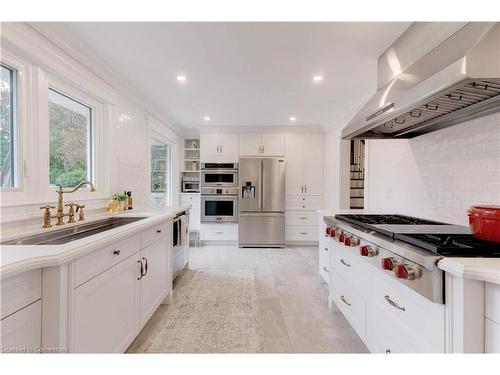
top-left (48, 88), bottom-right (92, 188)
top-left (0, 63), bottom-right (17, 188)
top-left (150, 138), bottom-right (171, 206)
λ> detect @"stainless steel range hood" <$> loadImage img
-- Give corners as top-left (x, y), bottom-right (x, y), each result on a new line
top-left (342, 22), bottom-right (500, 139)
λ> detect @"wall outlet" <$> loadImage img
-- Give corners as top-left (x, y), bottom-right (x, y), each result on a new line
top-left (385, 188), bottom-right (392, 201)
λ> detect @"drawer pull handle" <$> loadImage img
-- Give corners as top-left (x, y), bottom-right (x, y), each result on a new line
top-left (324, 247), bottom-right (328, 251)
top-left (323, 266), bottom-right (330, 273)
top-left (137, 260), bottom-right (144, 280)
top-left (300, 232), bottom-right (308, 235)
top-left (384, 295), bottom-right (405, 311)
top-left (216, 231), bottom-right (223, 235)
top-left (340, 295), bottom-right (351, 306)
top-left (113, 250), bottom-right (121, 255)
top-left (299, 217), bottom-right (307, 220)
top-left (340, 259), bottom-right (351, 267)
top-left (142, 257), bottom-right (149, 276)
top-left (157, 229), bottom-right (162, 234)
top-left (385, 349), bottom-right (391, 354)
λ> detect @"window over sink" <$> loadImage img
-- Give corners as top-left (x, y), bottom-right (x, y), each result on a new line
top-left (0, 63), bottom-right (17, 188)
top-left (48, 88), bottom-right (93, 188)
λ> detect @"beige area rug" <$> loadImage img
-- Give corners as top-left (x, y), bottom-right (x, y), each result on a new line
top-left (144, 268), bottom-right (263, 353)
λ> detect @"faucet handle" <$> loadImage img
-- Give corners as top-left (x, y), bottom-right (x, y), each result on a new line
top-left (65, 203), bottom-right (76, 207)
top-left (75, 204), bottom-right (86, 221)
top-left (40, 205), bottom-right (55, 210)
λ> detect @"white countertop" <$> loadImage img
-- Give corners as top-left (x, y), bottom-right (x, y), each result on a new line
top-left (438, 257), bottom-right (500, 286)
top-left (0, 206), bottom-right (189, 279)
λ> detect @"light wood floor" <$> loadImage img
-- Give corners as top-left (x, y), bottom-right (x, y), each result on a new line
top-left (127, 245), bottom-right (368, 353)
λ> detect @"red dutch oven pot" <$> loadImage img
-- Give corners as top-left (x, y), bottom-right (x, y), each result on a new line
top-left (467, 205), bottom-right (500, 244)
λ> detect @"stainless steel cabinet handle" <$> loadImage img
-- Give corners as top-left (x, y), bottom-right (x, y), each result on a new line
top-left (340, 259), bottom-right (351, 267)
top-left (340, 295), bottom-right (351, 306)
top-left (142, 257), bottom-right (148, 276)
top-left (322, 266), bottom-right (330, 273)
top-left (156, 229), bottom-right (162, 233)
top-left (113, 250), bottom-right (120, 255)
top-left (385, 349), bottom-right (391, 354)
top-left (299, 217), bottom-right (307, 220)
top-left (305, 185), bottom-right (307, 193)
top-left (137, 260), bottom-right (144, 280)
top-left (324, 247), bottom-right (328, 251)
top-left (384, 295), bottom-right (405, 311)
top-left (300, 232), bottom-right (308, 235)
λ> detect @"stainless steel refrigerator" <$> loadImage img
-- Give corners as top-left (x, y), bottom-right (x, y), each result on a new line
top-left (238, 157), bottom-right (285, 247)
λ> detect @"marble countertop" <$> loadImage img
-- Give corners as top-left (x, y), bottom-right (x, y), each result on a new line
top-left (438, 257), bottom-right (500, 285)
top-left (0, 206), bottom-right (189, 279)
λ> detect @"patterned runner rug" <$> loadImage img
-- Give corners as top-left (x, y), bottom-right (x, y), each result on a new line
top-left (144, 268), bottom-right (263, 353)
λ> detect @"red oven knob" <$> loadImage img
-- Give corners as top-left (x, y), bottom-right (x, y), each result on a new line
top-left (360, 245), bottom-right (378, 257)
top-left (394, 264), bottom-right (417, 280)
top-left (325, 227), bottom-right (331, 236)
top-left (330, 228), bottom-right (337, 237)
top-left (381, 257), bottom-right (395, 270)
top-left (344, 236), bottom-right (351, 246)
top-left (338, 233), bottom-right (345, 243)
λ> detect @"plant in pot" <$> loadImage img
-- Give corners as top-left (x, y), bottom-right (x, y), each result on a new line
top-left (113, 192), bottom-right (128, 211)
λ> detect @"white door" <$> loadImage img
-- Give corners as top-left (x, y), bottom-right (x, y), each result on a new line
top-left (140, 237), bottom-right (171, 325)
top-left (285, 134), bottom-right (304, 195)
top-left (200, 134), bottom-right (220, 157)
top-left (239, 134), bottom-right (262, 156)
top-left (219, 134), bottom-right (239, 156)
top-left (72, 254), bottom-right (141, 353)
top-left (303, 133), bottom-right (324, 196)
top-left (262, 133), bottom-right (285, 156)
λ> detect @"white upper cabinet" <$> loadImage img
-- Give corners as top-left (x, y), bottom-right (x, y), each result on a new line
top-left (303, 133), bottom-right (324, 196)
top-left (285, 133), bottom-right (323, 196)
top-left (239, 133), bottom-right (285, 156)
top-left (200, 133), bottom-right (238, 157)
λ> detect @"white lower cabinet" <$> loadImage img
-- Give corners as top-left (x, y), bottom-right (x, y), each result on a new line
top-left (0, 300), bottom-right (41, 353)
top-left (328, 231), bottom-right (446, 353)
top-left (73, 254), bottom-right (141, 353)
top-left (485, 318), bottom-right (500, 353)
top-left (70, 221), bottom-right (173, 353)
top-left (318, 217), bottom-right (329, 285)
top-left (140, 238), bottom-right (171, 325)
top-left (200, 223), bottom-right (238, 242)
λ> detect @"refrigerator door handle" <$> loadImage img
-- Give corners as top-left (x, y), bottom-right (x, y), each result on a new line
top-left (260, 159), bottom-right (264, 210)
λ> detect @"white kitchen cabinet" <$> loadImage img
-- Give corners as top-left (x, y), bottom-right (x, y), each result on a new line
top-left (239, 133), bottom-right (285, 156)
top-left (200, 133), bottom-right (238, 158)
top-left (318, 216), bottom-right (329, 285)
top-left (0, 300), bottom-right (41, 353)
top-left (72, 253), bottom-right (141, 353)
top-left (180, 193), bottom-right (200, 231)
top-left (200, 223), bottom-right (238, 242)
top-left (140, 237), bottom-right (171, 325)
top-left (1, 269), bottom-right (41, 320)
top-left (485, 318), bottom-right (500, 353)
top-left (285, 133), bottom-right (323, 196)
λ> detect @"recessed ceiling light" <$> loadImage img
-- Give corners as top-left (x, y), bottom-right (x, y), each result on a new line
top-left (289, 116), bottom-right (297, 122)
top-left (203, 116), bottom-right (211, 121)
top-left (312, 75), bottom-right (324, 83)
top-left (176, 75), bottom-right (187, 83)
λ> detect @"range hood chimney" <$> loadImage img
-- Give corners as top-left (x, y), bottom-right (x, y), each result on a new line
top-left (342, 22), bottom-right (500, 139)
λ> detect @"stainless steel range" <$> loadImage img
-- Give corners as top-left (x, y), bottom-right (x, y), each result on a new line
top-left (324, 214), bottom-right (500, 304)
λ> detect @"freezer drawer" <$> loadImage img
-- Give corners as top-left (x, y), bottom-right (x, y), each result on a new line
top-left (239, 213), bottom-right (285, 247)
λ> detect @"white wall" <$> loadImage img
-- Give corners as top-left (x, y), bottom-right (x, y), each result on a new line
top-left (365, 112), bottom-right (500, 225)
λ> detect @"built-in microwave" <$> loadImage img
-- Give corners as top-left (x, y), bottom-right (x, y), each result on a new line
top-left (201, 162), bottom-right (238, 187)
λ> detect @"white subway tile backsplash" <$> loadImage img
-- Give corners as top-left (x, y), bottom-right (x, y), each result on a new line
top-left (367, 112), bottom-right (500, 225)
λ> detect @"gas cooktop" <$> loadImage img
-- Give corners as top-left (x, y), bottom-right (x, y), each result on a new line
top-left (334, 214), bottom-right (500, 257)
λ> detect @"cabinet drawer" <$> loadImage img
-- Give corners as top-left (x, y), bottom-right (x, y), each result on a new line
top-left (286, 211), bottom-right (318, 226)
top-left (485, 282), bottom-right (500, 324)
top-left (0, 300), bottom-right (41, 353)
top-left (485, 318), bottom-right (500, 353)
top-left (319, 248), bottom-right (330, 285)
top-left (370, 272), bottom-right (445, 352)
top-left (141, 221), bottom-right (170, 248)
top-left (189, 209), bottom-right (201, 231)
top-left (1, 269), bottom-right (41, 320)
top-left (74, 234), bottom-right (141, 287)
top-left (180, 194), bottom-right (200, 209)
top-left (331, 274), bottom-right (366, 341)
top-left (366, 300), bottom-right (430, 353)
top-left (331, 247), bottom-right (370, 298)
top-left (286, 196), bottom-right (323, 210)
top-left (200, 223), bottom-right (238, 241)
top-left (286, 226), bottom-right (317, 241)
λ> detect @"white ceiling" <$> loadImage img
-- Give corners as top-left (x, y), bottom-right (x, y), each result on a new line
top-left (39, 22), bottom-right (410, 132)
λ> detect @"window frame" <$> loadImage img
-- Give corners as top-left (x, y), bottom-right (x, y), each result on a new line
top-left (41, 74), bottom-right (109, 203)
top-left (0, 62), bottom-right (18, 188)
top-left (149, 131), bottom-right (173, 206)
top-left (47, 86), bottom-right (94, 189)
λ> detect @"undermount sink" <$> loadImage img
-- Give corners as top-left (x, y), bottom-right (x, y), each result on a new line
top-left (1, 217), bottom-right (148, 245)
